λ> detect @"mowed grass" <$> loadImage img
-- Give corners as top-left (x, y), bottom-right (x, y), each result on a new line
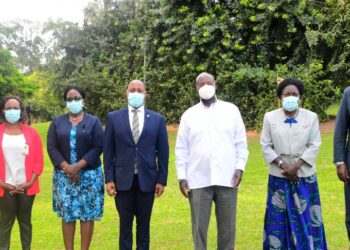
top-left (8, 123), bottom-right (348, 249)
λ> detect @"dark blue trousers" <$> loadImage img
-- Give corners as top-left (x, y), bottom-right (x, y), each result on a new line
top-left (345, 181), bottom-right (350, 240)
top-left (115, 175), bottom-right (155, 250)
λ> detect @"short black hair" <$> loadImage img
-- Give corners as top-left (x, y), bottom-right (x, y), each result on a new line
top-left (0, 96), bottom-right (28, 123)
top-left (63, 86), bottom-right (86, 100)
top-left (276, 78), bottom-right (305, 99)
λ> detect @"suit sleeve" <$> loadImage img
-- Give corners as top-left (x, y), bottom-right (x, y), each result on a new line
top-left (334, 88), bottom-right (350, 163)
top-left (301, 114), bottom-right (321, 167)
top-left (156, 116), bottom-right (169, 186)
top-left (260, 113), bottom-right (279, 164)
top-left (82, 117), bottom-right (103, 167)
top-left (47, 118), bottom-right (65, 168)
top-left (103, 113), bottom-right (116, 183)
top-left (32, 128), bottom-right (44, 176)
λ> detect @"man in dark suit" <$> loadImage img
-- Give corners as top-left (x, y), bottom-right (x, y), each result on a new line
top-left (334, 86), bottom-right (350, 241)
top-left (104, 80), bottom-right (169, 250)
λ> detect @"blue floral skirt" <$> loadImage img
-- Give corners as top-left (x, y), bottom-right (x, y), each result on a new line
top-left (53, 167), bottom-right (104, 223)
top-left (263, 174), bottom-right (327, 250)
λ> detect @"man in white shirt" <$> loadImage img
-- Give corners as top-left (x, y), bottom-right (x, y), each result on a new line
top-left (175, 72), bottom-right (249, 250)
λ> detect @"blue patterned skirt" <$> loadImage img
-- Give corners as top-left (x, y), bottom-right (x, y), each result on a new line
top-left (53, 167), bottom-right (104, 223)
top-left (263, 174), bottom-right (327, 250)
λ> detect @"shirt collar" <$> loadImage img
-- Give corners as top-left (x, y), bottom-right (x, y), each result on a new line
top-left (128, 105), bottom-right (145, 114)
top-left (199, 96), bottom-right (218, 108)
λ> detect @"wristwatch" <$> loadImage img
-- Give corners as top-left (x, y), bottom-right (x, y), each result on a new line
top-left (277, 160), bottom-right (284, 169)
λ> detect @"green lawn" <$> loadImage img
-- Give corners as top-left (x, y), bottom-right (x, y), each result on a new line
top-left (327, 102), bottom-right (340, 117)
top-left (8, 123), bottom-right (348, 249)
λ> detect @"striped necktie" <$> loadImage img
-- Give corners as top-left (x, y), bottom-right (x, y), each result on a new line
top-left (132, 109), bottom-right (139, 144)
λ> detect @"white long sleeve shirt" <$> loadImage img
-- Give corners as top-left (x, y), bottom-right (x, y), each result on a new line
top-left (175, 100), bottom-right (249, 189)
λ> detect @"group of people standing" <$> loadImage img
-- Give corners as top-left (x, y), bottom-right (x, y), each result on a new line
top-left (0, 72), bottom-right (349, 250)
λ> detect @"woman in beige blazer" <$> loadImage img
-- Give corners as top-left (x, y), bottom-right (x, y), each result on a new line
top-left (260, 78), bottom-right (327, 249)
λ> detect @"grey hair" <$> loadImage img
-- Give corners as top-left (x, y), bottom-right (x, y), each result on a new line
top-left (196, 72), bottom-right (215, 84)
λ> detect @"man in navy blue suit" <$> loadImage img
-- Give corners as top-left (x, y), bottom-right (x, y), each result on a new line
top-left (104, 80), bottom-right (169, 250)
top-left (334, 87), bottom-right (350, 242)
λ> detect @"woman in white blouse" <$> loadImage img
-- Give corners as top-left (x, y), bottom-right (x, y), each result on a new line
top-left (260, 78), bottom-right (327, 249)
top-left (0, 96), bottom-right (44, 250)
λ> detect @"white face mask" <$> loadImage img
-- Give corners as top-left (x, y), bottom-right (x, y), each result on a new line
top-left (198, 84), bottom-right (215, 100)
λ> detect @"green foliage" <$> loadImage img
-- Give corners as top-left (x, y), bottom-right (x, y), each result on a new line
top-left (46, 0), bottom-right (345, 127)
top-left (26, 71), bottom-right (63, 121)
top-left (0, 48), bottom-right (37, 99)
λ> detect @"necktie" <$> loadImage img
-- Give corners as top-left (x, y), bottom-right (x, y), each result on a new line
top-left (132, 109), bottom-right (139, 144)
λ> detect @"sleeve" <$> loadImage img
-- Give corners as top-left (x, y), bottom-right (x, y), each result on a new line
top-left (234, 108), bottom-right (249, 171)
top-left (81, 117), bottom-right (103, 167)
top-left (32, 128), bottom-right (44, 175)
top-left (301, 114), bottom-right (321, 166)
top-left (156, 116), bottom-right (169, 186)
top-left (175, 113), bottom-right (190, 180)
top-left (334, 88), bottom-right (350, 163)
top-left (103, 113), bottom-right (116, 183)
top-left (47, 118), bottom-right (66, 168)
top-left (260, 113), bottom-right (279, 165)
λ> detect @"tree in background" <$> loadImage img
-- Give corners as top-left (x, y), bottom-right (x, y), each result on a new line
top-left (0, 48), bottom-right (37, 99)
top-left (1, 0), bottom-right (347, 128)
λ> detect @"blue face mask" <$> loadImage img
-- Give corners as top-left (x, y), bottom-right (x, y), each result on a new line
top-left (4, 109), bottom-right (21, 124)
top-left (66, 100), bottom-right (83, 114)
top-left (128, 93), bottom-right (145, 109)
top-left (282, 96), bottom-right (299, 112)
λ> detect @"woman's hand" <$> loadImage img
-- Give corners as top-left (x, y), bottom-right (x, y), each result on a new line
top-left (69, 174), bottom-right (80, 183)
top-left (64, 164), bottom-right (81, 176)
top-left (17, 182), bottom-right (33, 191)
top-left (1, 182), bottom-right (16, 192)
top-left (280, 163), bottom-right (299, 183)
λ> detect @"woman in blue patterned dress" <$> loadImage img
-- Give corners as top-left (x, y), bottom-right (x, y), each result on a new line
top-left (260, 78), bottom-right (327, 249)
top-left (47, 86), bottom-right (104, 250)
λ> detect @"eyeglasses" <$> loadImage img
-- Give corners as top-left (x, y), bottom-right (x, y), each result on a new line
top-left (282, 93), bottom-right (299, 97)
top-left (66, 97), bottom-right (82, 102)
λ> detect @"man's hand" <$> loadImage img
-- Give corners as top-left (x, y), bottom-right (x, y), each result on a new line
top-left (337, 163), bottom-right (349, 183)
top-left (154, 183), bottom-right (165, 197)
top-left (232, 169), bottom-right (243, 189)
top-left (179, 180), bottom-right (190, 198)
top-left (106, 182), bottom-right (117, 197)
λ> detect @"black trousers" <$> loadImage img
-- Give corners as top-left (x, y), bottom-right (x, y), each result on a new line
top-left (0, 191), bottom-right (35, 250)
top-left (115, 175), bottom-right (155, 250)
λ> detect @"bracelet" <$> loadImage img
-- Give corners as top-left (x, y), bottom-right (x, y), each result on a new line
top-left (277, 160), bottom-right (283, 169)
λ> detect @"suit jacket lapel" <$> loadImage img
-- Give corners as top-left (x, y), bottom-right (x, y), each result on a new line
top-left (122, 109), bottom-right (135, 144)
top-left (138, 109), bottom-right (150, 143)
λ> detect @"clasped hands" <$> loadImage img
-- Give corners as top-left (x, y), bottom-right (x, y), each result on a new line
top-left (279, 161), bottom-right (301, 184)
top-left (61, 163), bottom-right (81, 183)
top-left (1, 182), bottom-right (33, 195)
